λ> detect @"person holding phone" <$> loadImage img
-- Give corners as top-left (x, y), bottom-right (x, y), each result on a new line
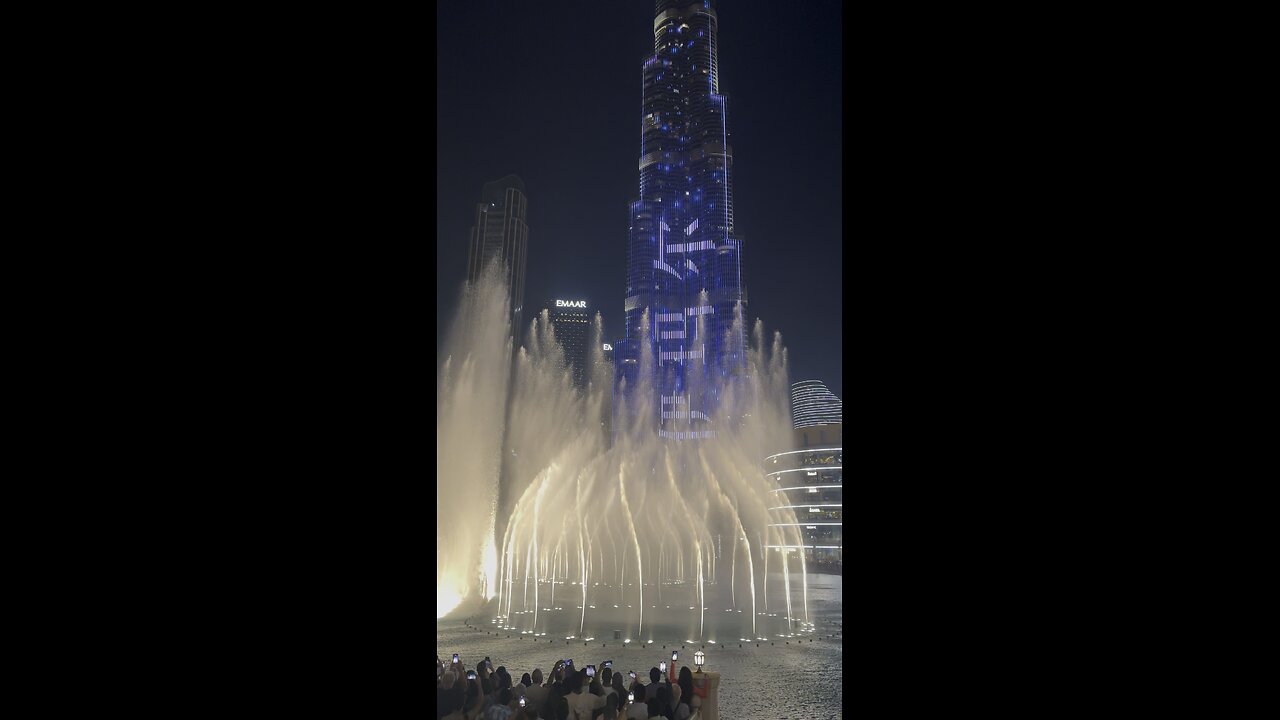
top-left (623, 689), bottom-right (648, 720)
top-left (457, 679), bottom-right (483, 720)
top-left (609, 671), bottom-right (628, 703)
top-left (565, 666), bottom-right (605, 720)
top-left (510, 672), bottom-right (531, 705)
top-left (627, 671), bottom-right (644, 701)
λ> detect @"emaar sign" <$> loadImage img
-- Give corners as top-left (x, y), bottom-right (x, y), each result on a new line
top-left (556, 300), bottom-right (587, 308)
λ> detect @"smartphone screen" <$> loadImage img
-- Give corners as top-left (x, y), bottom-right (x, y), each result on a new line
top-left (672, 651), bottom-right (678, 662)
top-left (659, 661), bottom-right (667, 673)
top-left (453, 654), bottom-right (459, 664)
top-left (629, 671), bottom-right (636, 679)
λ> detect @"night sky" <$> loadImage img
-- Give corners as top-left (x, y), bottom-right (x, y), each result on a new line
top-left (437, 0), bottom-right (842, 399)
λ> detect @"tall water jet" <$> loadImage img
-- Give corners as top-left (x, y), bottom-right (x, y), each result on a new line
top-left (436, 261), bottom-right (513, 618)
top-left (437, 261), bottom-right (816, 642)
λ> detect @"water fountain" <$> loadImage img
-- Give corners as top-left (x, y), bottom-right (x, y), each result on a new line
top-left (438, 263), bottom-right (813, 644)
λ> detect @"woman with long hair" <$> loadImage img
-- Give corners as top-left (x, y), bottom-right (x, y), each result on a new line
top-left (674, 667), bottom-right (693, 720)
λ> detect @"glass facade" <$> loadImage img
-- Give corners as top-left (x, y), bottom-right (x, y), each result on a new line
top-left (546, 299), bottom-right (592, 389)
top-left (467, 175), bottom-right (529, 337)
top-left (618, 0), bottom-right (745, 438)
top-left (791, 380), bottom-right (842, 429)
top-left (765, 427), bottom-right (843, 565)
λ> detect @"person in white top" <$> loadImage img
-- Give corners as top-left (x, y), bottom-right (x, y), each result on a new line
top-left (522, 669), bottom-right (548, 715)
top-left (565, 670), bottom-right (605, 720)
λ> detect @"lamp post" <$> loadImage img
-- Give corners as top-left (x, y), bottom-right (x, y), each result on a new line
top-left (694, 650), bottom-right (705, 673)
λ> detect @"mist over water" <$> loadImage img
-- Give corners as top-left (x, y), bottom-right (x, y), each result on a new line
top-left (438, 264), bottom-right (813, 642)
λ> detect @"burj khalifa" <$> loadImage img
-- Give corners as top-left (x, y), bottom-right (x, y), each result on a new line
top-left (617, 0), bottom-right (746, 440)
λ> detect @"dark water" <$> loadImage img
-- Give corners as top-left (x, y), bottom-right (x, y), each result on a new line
top-left (438, 573), bottom-right (843, 719)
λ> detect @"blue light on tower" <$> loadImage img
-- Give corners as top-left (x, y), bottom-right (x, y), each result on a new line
top-left (617, 0), bottom-right (745, 442)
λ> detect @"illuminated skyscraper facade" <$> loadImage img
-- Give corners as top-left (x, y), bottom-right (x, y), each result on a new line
top-left (467, 174), bottom-right (528, 337)
top-left (791, 380), bottom-right (842, 429)
top-left (618, 0), bottom-right (745, 439)
top-left (544, 298), bottom-right (592, 389)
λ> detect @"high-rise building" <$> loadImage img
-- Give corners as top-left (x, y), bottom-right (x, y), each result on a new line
top-left (545, 298), bottom-right (592, 389)
top-left (790, 380), bottom-right (842, 429)
top-left (617, 0), bottom-right (746, 440)
top-left (467, 174), bottom-right (528, 337)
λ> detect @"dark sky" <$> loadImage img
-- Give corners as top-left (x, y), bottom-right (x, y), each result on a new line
top-left (437, 0), bottom-right (842, 400)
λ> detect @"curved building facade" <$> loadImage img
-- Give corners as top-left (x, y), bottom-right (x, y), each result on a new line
top-left (791, 380), bottom-right (842, 429)
top-left (765, 424), bottom-right (842, 565)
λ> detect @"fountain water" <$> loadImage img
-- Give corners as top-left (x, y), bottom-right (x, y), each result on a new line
top-left (438, 263), bottom-right (813, 643)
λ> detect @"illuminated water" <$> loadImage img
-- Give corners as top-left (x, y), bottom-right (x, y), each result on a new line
top-left (438, 263), bottom-right (813, 645)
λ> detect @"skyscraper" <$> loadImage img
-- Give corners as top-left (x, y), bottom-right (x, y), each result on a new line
top-left (467, 174), bottom-right (528, 337)
top-left (790, 380), bottom-right (842, 429)
top-left (617, 0), bottom-right (745, 440)
top-left (545, 297), bottom-right (592, 389)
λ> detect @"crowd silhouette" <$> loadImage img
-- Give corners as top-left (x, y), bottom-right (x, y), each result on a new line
top-left (437, 653), bottom-right (700, 720)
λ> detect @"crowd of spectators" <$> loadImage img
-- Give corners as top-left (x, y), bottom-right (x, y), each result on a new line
top-left (436, 654), bottom-right (700, 720)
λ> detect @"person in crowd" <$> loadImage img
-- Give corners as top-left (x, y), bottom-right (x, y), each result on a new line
top-left (660, 681), bottom-right (680, 717)
top-left (489, 669), bottom-right (513, 714)
top-left (645, 669), bottom-right (662, 702)
top-left (463, 680), bottom-right (486, 720)
top-left (524, 669), bottom-right (548, 714)
top-left (664, 671), bottom-right (680, 710)
top-left (483, 688), bottom-right (514, 720)
top-left (511, 673), bottom-right (531, 703)
top-left (644, 696), bottom-right (669, 720)
top-left (544, 684), bottom-right (570, 720)
top-left (551, 671), bottom-right (567, 703)
top-left (438, 671), bottom-right (458, 718)
top-left (627, 675), bottom-right (645, 707)
top-left (567, 669), bottom-right (605, 720)
top-left (479, 674), bottom-right (496, 715)
top-left (601, 694), bottom-right (620, 720)
top-left (610, 672), bottom-right (627, 702)
top-left (441, 684), bottom-right (468, 720)
top-left (623, 690), bottom-right (648, 720)
top-left (497, 667), bottom-right (513, 695)
top-left (673, 667), bottom-right (693, 720)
